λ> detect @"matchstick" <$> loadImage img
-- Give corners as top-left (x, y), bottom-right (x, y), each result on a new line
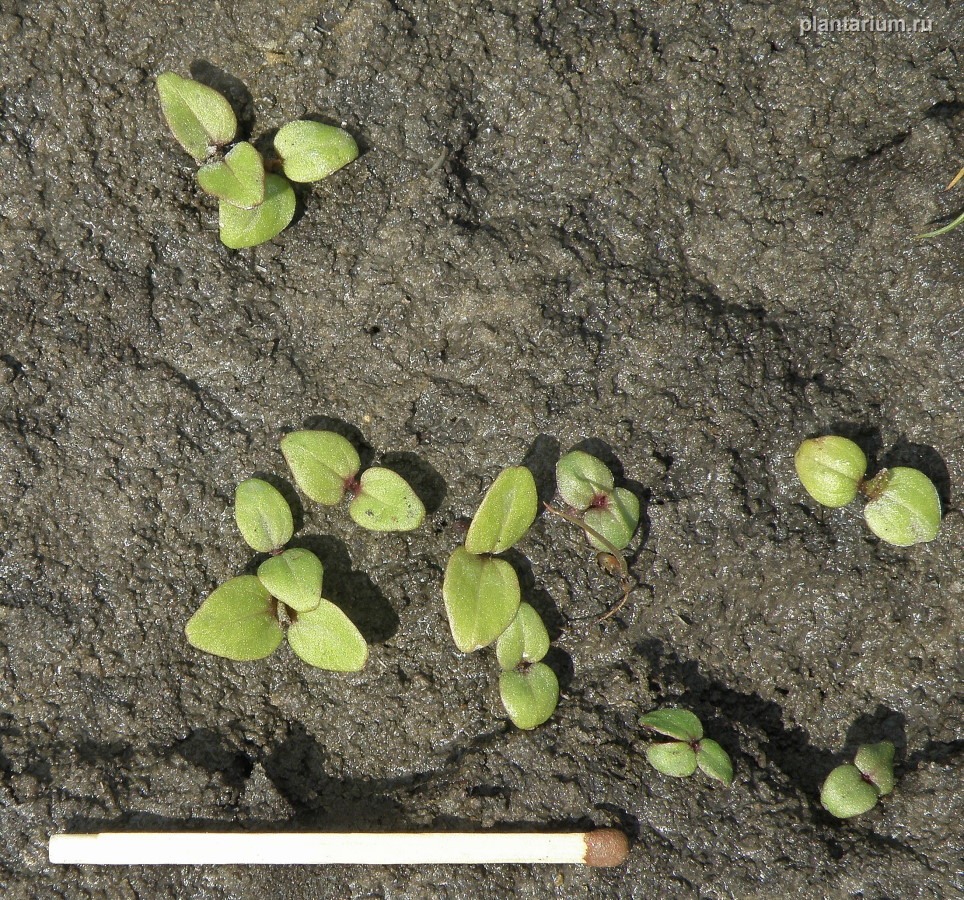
top-left (49, 829), bottom-right (629, 867)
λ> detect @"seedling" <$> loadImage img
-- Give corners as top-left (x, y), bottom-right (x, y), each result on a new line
top-left (547, 450), bottom-right (640, 621)
top-left (186, 477), bottom-right (368, 671)
top-left (281, 430), bottom-right (425, 532)
top-left (442, 465), bottom-right (536, 650)
top-left (919, 164), bottom-right (964, 238)
top-left (157, 71), bottom-right (359, 248)
top-left (639, 709), bottom-right (733, 786)
top-left (820, 741), bottom-right (896, 818)
top-left (496, 603), bottom-right (558, 730)
top-left (794, 435), bottom-right (941, 546)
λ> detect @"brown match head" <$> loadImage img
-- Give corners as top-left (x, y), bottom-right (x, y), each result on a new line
top-left (583, 828), bottom-right (630, 867)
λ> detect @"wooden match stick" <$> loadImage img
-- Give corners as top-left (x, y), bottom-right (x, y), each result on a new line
top-left (49, 829), bottom-right (629, 867)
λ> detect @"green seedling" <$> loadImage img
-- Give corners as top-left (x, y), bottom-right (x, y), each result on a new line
top-left (496, 603), bottom-right (558, 729)
top-left (442, 464), bottom-right (536, 650)
top-left (443, 547), bottom-right (520, 653)
top-left (919, 165), bottom-right (964, 238)
top-left (795, 436), bottom-right (867, 508)
top-left (186, 478), bottom-right (367, 670)
top-left (794, 435), bottom-right (942, 546)
top-left (157, 72), bottom-right (359, 248)
top-left (820, 741), bottom-right (896, 818)
top-left (862, 467), bottom-right (941, 547)
top-left (639, 709), bottom-right (733, 786)
top-left (281, 430), bottom-right (425, 532)
top-left (545, 450), bottom-right (641, 621)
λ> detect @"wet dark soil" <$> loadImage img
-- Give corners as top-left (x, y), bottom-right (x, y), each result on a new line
top-left (2, 1), bottom-right (964, 897)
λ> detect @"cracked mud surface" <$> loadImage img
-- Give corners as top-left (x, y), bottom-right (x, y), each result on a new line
top-left (2, 1), bottom-right (964, 897)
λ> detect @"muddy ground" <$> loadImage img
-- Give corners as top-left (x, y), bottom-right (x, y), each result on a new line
top-left (2, 0), bottom-right (964, 897)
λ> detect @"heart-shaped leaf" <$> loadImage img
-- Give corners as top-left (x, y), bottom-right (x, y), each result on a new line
top-left (349, 467), bottom-right (425, 531)
top-left (443, 548), bottom-right (520, 652)
top-left (820, 763), bottom-right (880, 818)
top-left (274, 120), bottom-right (359, 183)
top-left (583, 487), bottom-right (640, 551)
top-left (157, 72), bottom-right (237, 162)
top-left (185, 576), bottom-right (282, 660)
top-left (556, 451), bottom-right (615, 510)
top-left (645, 741), bottom-right (698, 777)
top-left (639, 709), bottom-right (703, 742)
top-left (281, 430), bottom-right (360, 505)
top-left (235, 478), bottom-right (294, 553)
top-left (465, 466), bottom-right (538, 555)
top-left (696, 738), bottom-right (733, 786)
top-left (496, 602), bottom-right (550, 670)
top-left (257, 548), bottom-right (323, 613)
top-left (286, 598), bottom-right (368, 671)
top-left (854, 741), bottom-right (896, 796)
top-left (499, 662), bottom-right (559, 730)
top-left (863, 467), bottom-right (941, 547)
top-left (198, 141), bottom-right (266, 209)
top-left (219, 173), bottom-right (296, 249)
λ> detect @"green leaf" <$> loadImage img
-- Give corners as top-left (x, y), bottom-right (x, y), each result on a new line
top-left (854, 741), bottom-right (896, 796)
top-left (556, 450), bottom-right (615, 511)
top-left (465, 466), bottom-right (538, 555)
top-left (219, 173), bottom-right (296, 249)
top-left (349, 467), bottom-right (425, 531)
top-left (274, 120), bottom-right (359, 183)
top-left (645, 741), bottom-right (698, 777)
top-left (198, 141), bottom-right (265, 209)
top-left (639, 709), bottom-right (704, 742)
top-left (281, 430), bottom-right (360, 505)
top-left (794, 436), bottom-right (867, 508)
top-left (583, 487), bottom-right (639, 551)
top-left (499, 662), bottom-right (559, 730)
top-left (257, 548), bottom-right (323, 613)
top-left (286, 598), bottom-right (368, 671)
top-left (157, 72), bottom-right (237, 162)
top-left (696, 739), bottom-right (733, 786)
top-left (495, 602), bottom-right (550, 670)
top-left (863, 467), bottom-right (941, 547)
top-left (235, 478), bottom-right (294, 553)
top-left (442, 548), bottom-right (521, 652)
top-left (185, 576), bottom-right (283, 661)
top-left (820, 763), bottom-right (880, 818)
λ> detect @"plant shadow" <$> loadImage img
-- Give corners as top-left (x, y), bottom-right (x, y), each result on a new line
top-left (379, 451), bottom-right (447, 514)
top-left (288, 534), bottom-right (399, 643)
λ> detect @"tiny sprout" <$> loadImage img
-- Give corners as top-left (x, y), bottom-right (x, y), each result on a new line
top-left (188, 488), bottom-right (368, 671)
top-left (274, 120), bottom-right (360, 183)
top-left (820, 741), bottom-right (896, 818)
top-left (442, 547), bottom-right (520, 653)
top-left (157, 72), bottom-right (358, 247)
top-left (794, 436), bottom-right (867, 508)
top-left (464, 465), bottom-right (538, 555)
top-left (234, 478), bottom-right (294, 553)
top-left (639, 709), bottom-right (733, 786)
top-left (495, 603), bottom-right (557, 729)
top-left (281, 430), bottom-right (424, 532)
top-left (862, 467), bottom-right (941, 547)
